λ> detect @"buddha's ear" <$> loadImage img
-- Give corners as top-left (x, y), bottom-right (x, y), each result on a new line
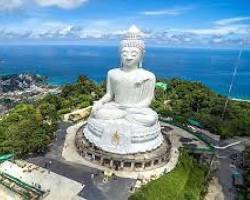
top-left (139, 60), bottom-right (143, 68)
top-left (120, 60), bottom-right (123, 68)
top-left (139, 51), bottom-right (144, 68)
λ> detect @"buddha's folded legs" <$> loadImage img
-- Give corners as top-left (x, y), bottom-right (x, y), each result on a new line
top-left (125, 107), bottom-right (158, 127)
top-left (94, 103), bottom-right (158, 127)
top-left (94, 103), bottom-right (127, 120)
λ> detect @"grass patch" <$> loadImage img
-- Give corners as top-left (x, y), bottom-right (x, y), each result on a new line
top-left (129, 152), bottom-right (208, 200)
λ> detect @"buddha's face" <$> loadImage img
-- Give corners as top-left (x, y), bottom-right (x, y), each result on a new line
top-left (121, 47), bottom-right (143, 69)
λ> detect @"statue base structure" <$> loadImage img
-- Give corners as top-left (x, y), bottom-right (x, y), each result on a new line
top-left (75, 122), bottom-right (172, 172)
top-left (84, 117), bottom-right (163, 154)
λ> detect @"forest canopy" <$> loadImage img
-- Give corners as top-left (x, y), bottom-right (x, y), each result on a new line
top-left (0, 75), bottom-right (103, 157)
top-left (152, 78), bottom-right (250, 137)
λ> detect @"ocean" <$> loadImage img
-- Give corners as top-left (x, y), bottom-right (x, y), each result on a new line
top-left (0, 45), bottom-right (249, 100)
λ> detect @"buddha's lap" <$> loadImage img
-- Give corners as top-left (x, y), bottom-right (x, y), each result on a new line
top-left (100, 103), bottom-right (157, 115)
top-left (95, 104), bottom-right (158, 124)
top-left (125, 113), bottom-right (157, 126)
top-left (126, 107), bottom-right (157, 116)
top-left (95, 107), bottom-right (126, 119)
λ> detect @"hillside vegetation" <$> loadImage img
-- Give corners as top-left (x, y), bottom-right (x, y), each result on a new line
top-left (1, 76), bottom-right (250, 157)
top-left (0, 76), bottom-right (103, 157)
top-left (129, 152), bottom-right (208, 200)
top-left (0, 103), bottom-right (57, 156)
top-left (152, 78), bottom-right (250, 137)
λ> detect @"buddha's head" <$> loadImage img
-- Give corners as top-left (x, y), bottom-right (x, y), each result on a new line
top-left (120, 25), bottom-right (145, 70)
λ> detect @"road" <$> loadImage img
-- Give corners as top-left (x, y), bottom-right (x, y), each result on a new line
top-left (192, 126), bottom-right (245, 200)
top-left (160, 119), bottom-right (246, 199)
top-left (208, 137), bottom-right (245, 200)
top-left (215, 147), bottom-right (240, 200)
top-left (27, 121), bottom-right (135, 200)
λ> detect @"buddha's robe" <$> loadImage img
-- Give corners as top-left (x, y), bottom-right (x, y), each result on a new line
top-left (93, 68), bottom-right (158, 127)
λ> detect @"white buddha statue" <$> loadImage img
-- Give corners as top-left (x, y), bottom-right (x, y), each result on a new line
top-left (84, 25), bottom-right (163, 154)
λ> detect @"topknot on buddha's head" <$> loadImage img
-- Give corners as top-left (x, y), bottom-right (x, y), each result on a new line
top-left (120, 25), bottom-right (145, 53)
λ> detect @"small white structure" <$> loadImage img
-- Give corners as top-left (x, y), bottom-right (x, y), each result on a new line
top-left (0, 161), bottom-right (85, 200)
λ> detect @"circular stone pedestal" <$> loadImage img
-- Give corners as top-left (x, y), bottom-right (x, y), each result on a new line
top-left (75, 125), bottom-right (171, 172)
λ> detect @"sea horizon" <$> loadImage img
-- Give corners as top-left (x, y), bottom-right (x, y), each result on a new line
top-left (0, 45), bottom-right (249, 100)
top-left (0, 43), bottom-right (249, 50)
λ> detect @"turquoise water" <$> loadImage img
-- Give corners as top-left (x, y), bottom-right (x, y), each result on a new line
top-left (0, 45), bottom-right (249, 99)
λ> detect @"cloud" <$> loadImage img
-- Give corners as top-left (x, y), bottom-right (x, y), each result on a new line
top-left (144, 30), bottom-right (198, 45)
top-left (0, 18), bottom-right (249, 47)
top-left (141, 22), bottom-right (250, 46)
top-left (0, 0), bottom-right (23, 11)
top-left (0, 0), bottom-right (88, 11)
top-left (168, 15), bottom-right (250, 37)
top-left (214, 17), bottom-right (250, 26)
top-left (0, 29), bottom-right (31, 39)
top-left (140, 6), bottom-right (193, 16)
top-left (35, 0), bottom-right (88, 9)
top-left (183, 24), bottom-right (250, 36)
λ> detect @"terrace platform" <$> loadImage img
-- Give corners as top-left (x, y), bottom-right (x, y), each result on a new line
top-left (76, 124), bottom-right (171, 171)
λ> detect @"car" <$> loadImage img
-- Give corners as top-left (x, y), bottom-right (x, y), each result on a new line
top-left (232, 171), bottom-right (243, 187)
top-left (187, 125), bottom-right (197, 133)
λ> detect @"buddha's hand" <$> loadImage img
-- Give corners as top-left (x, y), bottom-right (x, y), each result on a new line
top-left (92, 101), bottom-right (103, 114)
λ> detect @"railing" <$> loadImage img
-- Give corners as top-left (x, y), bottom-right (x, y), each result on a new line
top-left (0, 171), bottom-right (46, 200)
top-left (0, 153), bottom-right (13, 163)
top-left (159, 117), bottom-right (215, 153)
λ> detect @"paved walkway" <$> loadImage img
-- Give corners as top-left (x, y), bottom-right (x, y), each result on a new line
top-left (27, 121), bottom-right (135, 200)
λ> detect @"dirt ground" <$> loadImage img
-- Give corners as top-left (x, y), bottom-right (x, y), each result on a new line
top-left (205, 177), bottom-right (225, 200)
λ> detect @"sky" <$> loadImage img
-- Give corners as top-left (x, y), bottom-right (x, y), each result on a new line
top-left (0, 0), bottom-right (250, 48)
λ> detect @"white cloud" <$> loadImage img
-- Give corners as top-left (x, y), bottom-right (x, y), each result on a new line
top-left (0, 0), bottom-right (88, 11)
top-left (59, 25), bottom-right (73, 35)
top-left (140, 6), bottom-right (193, 16)
top-left (35, 0), bottom-right (88, 9)
top-left (214, 17), bottom-right (250, 26)
top-left (171, 24), bottom-right (250, 36)
top-left (31, 22), bottom-right (75, 38)
top-left (79, 32), bottom-right (104, 39)
top-left (0, 18), bottom-right (249, 47)
top-left (141, 23), bottom-right (250, 46)
top-left (0, 0), bottom-right (23, 11)
top-left (212, 38), bottom-right (223, 43)
top-left (0, 29), bottom-right (31, 39)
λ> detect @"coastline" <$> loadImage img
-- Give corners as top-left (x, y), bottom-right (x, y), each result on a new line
top-left (46, 79), bottom-right (250, 101)
top-left (1, 73), bottom-right (250, 102)
top-left (231, 98), bottom-right (250, 102)
top-left (0, 73), bottom-right (61, 116)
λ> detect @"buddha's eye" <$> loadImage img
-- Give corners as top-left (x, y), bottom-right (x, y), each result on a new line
top-left (122, 51), bottom-right (128, 57)
top-left (131, 51), bottom-right (138, 57)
